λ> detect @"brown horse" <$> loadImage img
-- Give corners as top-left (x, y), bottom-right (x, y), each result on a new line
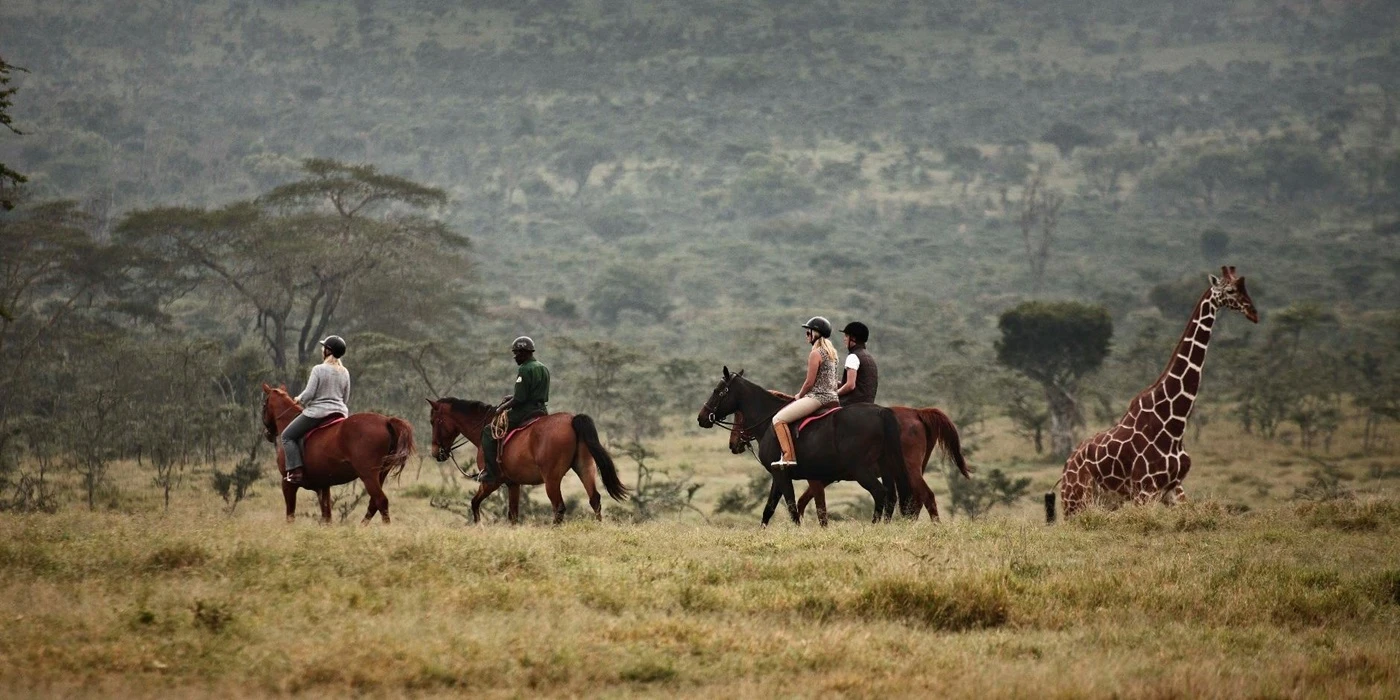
top-left (727, 399), bottom-right (970, 525)
top-left (260, 384), bottom-right (415, 524)
top-left (426, 398), bottom-right (629, 524)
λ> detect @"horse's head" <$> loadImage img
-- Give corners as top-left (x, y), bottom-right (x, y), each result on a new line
top-left (698, 366), bottom-right (743, 428)
top-left (426, 398), bottom-right (461, 463)
top-left (1209, 265), bottom-right (1259, 323)
top-left (260, 383), bottom-right (292, 442)
top-left (727, 411), bottom-right (750, 454)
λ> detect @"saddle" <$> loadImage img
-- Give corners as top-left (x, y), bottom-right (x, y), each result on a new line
top-left (794, 404), bottom-right (842, 438)
top-left (305, 414), bottom-right (346, 440)
top-left (500, 415), bottom-right (546, 452)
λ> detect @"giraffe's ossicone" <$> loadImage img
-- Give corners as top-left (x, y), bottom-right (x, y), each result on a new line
top-left (1060, 266), bottom-right (1258, 516)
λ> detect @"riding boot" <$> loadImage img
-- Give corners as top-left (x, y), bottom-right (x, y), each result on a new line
top-left (469, 437), bottom-right (502, 483)
top-left (772, 421), bottom-right (798, 468)
top-left (480, 446), bottom-right (501, 483)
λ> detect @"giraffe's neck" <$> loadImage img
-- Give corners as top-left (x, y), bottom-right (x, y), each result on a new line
top-left (1152, 289), bottom-right (1218, 440)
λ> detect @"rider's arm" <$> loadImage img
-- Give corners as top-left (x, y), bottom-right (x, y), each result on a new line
top-left (795, 347), bottom-right (820, 398)
top-left (295, 366), bottom-right (321, 405)
top-left (837, 353), bottom-right (860, 396)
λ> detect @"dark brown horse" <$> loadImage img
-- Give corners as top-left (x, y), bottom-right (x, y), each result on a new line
top-left (698, 368), bottom-right (909, 526)
top-left (426, 398), bottom-right (629, 524)
top-left (728, 402), bottom-right (970, 525)
top-left (260, 384), bottom-right (415, 524)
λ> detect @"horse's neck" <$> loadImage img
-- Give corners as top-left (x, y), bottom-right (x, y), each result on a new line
top-left (453, 409), bottom-right (489, 447)
top-left (736, 381), bottom-right (786, 431)
top-left (271, 398), bottom-right (303, 434)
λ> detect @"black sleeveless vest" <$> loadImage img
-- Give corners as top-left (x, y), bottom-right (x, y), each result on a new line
top-left (840, 346), bottom-right (878, 406)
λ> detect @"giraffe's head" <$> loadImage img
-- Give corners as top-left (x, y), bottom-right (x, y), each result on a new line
top-left (1209, 266), bottom-right (1258, 323)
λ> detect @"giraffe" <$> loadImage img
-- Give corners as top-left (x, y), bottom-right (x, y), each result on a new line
top-left (1059, 266), bottom-right (1258, 516)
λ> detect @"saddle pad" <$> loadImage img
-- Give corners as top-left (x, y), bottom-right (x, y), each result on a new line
top-left (501, 415), bottom-right (546, 451)
top-left (797, 406), bottom-right (842, 434)
top-left (306, 414), bottom-right (347, 439)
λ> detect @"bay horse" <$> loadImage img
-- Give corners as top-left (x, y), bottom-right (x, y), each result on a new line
top-left (727, 402), bottom-right (970, 525)
top-left (426, 398), bottom-right (628, 524)
top-left (697, 367), bottom-right (909, 526)
top-left (259, 384), bottom-right (415, 524)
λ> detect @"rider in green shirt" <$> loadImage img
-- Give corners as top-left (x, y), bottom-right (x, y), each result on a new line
top-left (472, 336), bottom-right (550, 484)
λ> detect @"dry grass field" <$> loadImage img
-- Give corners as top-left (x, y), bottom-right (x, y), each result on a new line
top-left (2, 412), bottom-right (1399, 698)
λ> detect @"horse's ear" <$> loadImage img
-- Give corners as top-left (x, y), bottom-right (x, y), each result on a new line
top-left (425, 398), bottom-right (436, 407)
top-left (722, 365), bottom-right (730, 379)
top-left (260, 383), bottom-right (272, 393)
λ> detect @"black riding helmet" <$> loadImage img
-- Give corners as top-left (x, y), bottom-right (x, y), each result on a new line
top-left (511, 336), bottom-right (536, 353)
top-left (801, 316), bottom-right (833, 338)
top-left (840, 321), bottom-right (869, 344)
top-left (319, 335), bottom-right (347, 358)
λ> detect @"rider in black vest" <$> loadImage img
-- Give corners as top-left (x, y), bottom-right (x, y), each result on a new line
top-left (837, 321), bottom-right (878, 407)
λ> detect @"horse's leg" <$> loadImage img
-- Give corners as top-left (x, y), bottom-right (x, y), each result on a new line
top-left (470, 480), bottom-right (502, 524)
top-left (780, 477), bottom-right (800, 525)
top-left (318, 488), bottom-right (332, 524)
top-left (922, 477), bottom-right (941, 522)
top-left (508, 484), bottom-right (521, 525)
top-left (545, 476), bottom-right (566, 525)
top-left (905, 451), bottom-right (931, 520)
top-left (377, 469), bottom-right (391, 523)
top-left (883, 475), bottom-right (898, 522)
top-left (796, 482), bottom-right (817, 519)
top-left (282, 481), bottom-right (298, 524)
top-left (855, 472), bottom-right (886, 524)
top-left (573, 459), bottom-right (603, 522)
top-left (358, 471), bottom-right (390, 526)
top-left (760, 474), bottom-right (783, 527)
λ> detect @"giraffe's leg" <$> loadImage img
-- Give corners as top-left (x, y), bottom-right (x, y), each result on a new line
top-left (1169, 483), bottom-right (1187, 505)
top-left (1132, 488), bottom-right (1155, 506)
top-left (1060, 462), bottom-right (1091, 517)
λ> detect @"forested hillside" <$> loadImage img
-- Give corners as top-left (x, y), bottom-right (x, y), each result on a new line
top-left (1, 0), bottom-right (1398, 514)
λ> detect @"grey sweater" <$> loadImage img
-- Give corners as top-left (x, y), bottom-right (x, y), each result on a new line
top-left (296, 363), bottom-right (351, 419)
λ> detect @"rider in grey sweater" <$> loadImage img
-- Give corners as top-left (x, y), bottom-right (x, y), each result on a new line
top-left (283, 335), bottom-right (351, 485)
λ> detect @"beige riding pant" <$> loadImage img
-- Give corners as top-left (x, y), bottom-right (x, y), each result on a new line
top-left (773, 396), bottom-right (823, 426)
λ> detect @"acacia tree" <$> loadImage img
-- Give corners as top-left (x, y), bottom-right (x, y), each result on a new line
top-left (0, 55), bottom-right (26, 211)
top-left (996, 301), bottom-right (1113, 458)
top-left (0, 203), bottom-right (133, 477)
top-left (119, 159), bottom-right (468, 383)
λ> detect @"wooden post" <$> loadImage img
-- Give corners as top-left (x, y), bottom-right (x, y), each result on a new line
top-left (1044, 492), bottom-right (1056, 524)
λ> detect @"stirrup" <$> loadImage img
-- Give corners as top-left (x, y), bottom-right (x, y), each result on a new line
top-left (284, 468), bottom-right (304, 485)
top-left (771, 457), bottom-right (798, 469)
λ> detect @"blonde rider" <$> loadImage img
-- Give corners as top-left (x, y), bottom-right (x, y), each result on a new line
top-left (771, 317), bottom-right (841, 467)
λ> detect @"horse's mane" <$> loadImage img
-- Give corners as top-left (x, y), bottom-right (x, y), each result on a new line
top-left (441, 397), bottom-right (494, 417)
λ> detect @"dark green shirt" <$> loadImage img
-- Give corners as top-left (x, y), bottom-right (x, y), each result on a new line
top-left (509, 359), bottom-right (550, 425)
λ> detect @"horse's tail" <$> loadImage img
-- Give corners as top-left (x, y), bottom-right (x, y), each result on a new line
top-left (880, 408), bottom-right (913, 510)
top-left (919, 408), bottom-right (971, 479)
top-left (383, 417), bottom-right (416, 479)
top-left (573, 414), bottom-right (629, 502)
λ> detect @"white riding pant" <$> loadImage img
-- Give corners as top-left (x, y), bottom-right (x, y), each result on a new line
top-left (773, 397), bottom-right (823, 426)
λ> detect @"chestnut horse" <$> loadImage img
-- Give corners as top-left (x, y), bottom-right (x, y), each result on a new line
top-left (426, 398), bottom-right (629, 524)
top-left (727, 402), bottom-right (970, 525)
top-left (260, 384), bottom-right (415, 524)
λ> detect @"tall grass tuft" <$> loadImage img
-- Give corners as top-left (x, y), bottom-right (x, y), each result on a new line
top-left (855, 576), bottom-right (1010, 631)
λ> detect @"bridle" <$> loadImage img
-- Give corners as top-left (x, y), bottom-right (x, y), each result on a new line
top-left (430, 409), bottom-right (474, 478)
top-left (262, 393), bottom-right (303, 439)
top-left (702, 378), bottom-right (760, 448)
